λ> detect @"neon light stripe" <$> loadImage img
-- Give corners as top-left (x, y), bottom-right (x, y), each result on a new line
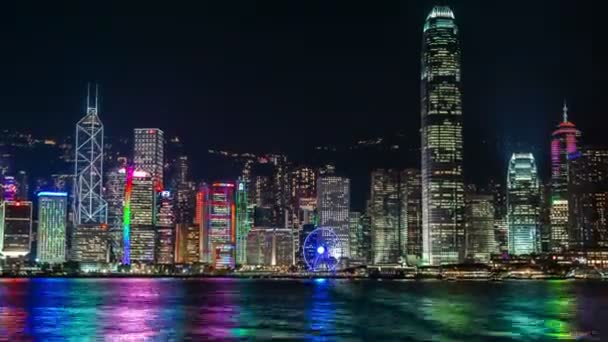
top-left (122, 166), bottom-right (135, 265)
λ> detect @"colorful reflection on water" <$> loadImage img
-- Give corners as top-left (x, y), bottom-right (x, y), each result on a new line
top-left (0, 278), bottom-right (606, 340)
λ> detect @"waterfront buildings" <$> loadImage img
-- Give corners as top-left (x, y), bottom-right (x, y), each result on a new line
top-left (155, 191), bottom-right (175, 264)
top-left (464, 193), bottom-right (495, 263)
top-left (317, 176), bottom-right (350, 259)
top-left (0, 200), bottom-right (33, 259)
top-left (201, 183), bottom-right (236, 269)
top-left (246, 228), bottom-right (293, 267)
top-left (71, 223), bottom-right (109, 263)
top-left (507, 153), bottom-right (540, 255)
top-left (36, 192), bottom-right (67, 264)
top-left (404, 169), bottom-right (422, 258)
top-left (127, 170), bottom-right (156, 264)
top-left (550, 103), bottom-right (581, 251)
top-left (370, 170), bottom-right (407, 265)
top-left (235, 180), bottom-right (249, 265)
top-left (133, 128), bottom-right (165, 190)
top-left (421, 5), bottom-right (465, 266)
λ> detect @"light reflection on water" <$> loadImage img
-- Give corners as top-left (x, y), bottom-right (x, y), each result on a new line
top-left (0, 278), bottom-right (606, 340)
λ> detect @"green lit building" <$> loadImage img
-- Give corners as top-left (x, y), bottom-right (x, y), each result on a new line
top-left (36, 192), bottom-right (68, 264)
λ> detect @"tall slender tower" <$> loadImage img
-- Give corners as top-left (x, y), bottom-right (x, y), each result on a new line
top-left (74, 84), bottom-right (107, 224)
top-left (421, 6), bottom-right (465, 265)
top-left (507, 153), bottom-right (540, 255)
top-left (550, 102), bottom-right (581, 252)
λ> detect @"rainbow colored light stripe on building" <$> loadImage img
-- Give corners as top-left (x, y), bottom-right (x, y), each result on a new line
top-left (122, 166), bottom-right (135, 265)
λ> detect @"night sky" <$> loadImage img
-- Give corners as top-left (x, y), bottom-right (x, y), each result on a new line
top-left (0, 1), bottom-right (597, 185)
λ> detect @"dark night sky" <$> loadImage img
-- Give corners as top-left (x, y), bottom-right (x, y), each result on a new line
top-left (0, 1), bottom-right (598, 185)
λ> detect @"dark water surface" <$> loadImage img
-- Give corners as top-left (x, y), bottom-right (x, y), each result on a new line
top-left (0, 278), bottom-right (606, 340)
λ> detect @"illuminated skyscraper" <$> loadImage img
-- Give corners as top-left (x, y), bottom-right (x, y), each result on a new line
top-left (36, 192), bottom-right (68, 264)
top-left (71, 223), bottom-right (109, 263)
top-left (134, 128), bottom-right (165, 190)
top-left (235, 180), bottom-right (249, 265)
top-left (421, 6), bottom-right (465, 265)
top-left (201, 183), bottom-right (236, 269)
top-left (105, 168), bottom-right (125, 261)
top-left (126, 170), bottom-right (156, 263)
top-left (317, 176), bottom-right (350, 259)
top-left (245, 228), bottom-right (293, 266)
top-left (0, 201), bottom-right (33, 259)
top-left (155, 190), bottom-right (175, 264)
top-left (550, 103), bottom-right (581, 251)
top-left (464, 193), bottom-right (495, 263)
top-left (569, 146), bottom-right (608, 248)
top-left (507, 153), bottom-right (540, 255)
top-left (74, 84), bottom-right (107, 224)
top-left (404, 169), bottom-right (422, 258)
top-left (370, 170), bottom-right (407, 265)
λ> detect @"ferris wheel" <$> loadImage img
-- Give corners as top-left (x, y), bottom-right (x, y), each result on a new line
top-left (302, 227), bottom-right (341, 272)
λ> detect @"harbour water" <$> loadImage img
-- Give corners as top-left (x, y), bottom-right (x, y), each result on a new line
top-left (0, 278), bottom-right (606, 340)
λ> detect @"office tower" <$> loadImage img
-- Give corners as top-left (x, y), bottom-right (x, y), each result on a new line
top-left (550, 103), bottom-right (581, 251)
top-left (507, 153), bottom-right (540, 255)
top-left (235, 180), bottom-right (249, 265)
top-left (2, 176), bottom-right (17, 201)
top-left (71, 223), bottom-right (109, 263)
top-left (16, 171), bottom-right (28, 200)
top-left (464, 193), bottom-right (495, 263)
top-left (370, 170), bottom-right (407, 265)
top-left (360, 205), bottom-right (373, 264)
top-left (201, 183), bottom-right (236, 269)
top-left (133, 128), bottom-right (165, 190)
top-left (0, 201), bottom-right (33, 259)
top-left (174, 223), bottom-right (200, 264)
top-left (403, 169), bottom-right (422, 258)
top-left (36, 192), bottom-right (67, 264)
top-left (487, 180), bottom-right (508, 253)
top-left (74, 84), bottom-right (107, 224)
top-left (349, 212), bottom-right (366, 262)
top-left (124, 169), bottom-right (156, 264)
top-left (421, 6), bottom-right (465, 265)
top-left (317, 176), bottom-right (350, 259)
top-left (569, 146), bottom-right (608, 247)
top-left (155, 190), bottom-right (175, 264)
top-left (105, 168), bottom-right (125, 261)
top-left (245, 228), bottom-right (293, 267)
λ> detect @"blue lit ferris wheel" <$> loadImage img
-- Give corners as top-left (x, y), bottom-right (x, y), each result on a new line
top-left (303, 227), bottom-right (341, 272)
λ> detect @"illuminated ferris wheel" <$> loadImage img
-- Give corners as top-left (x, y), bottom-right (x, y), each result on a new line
top-left (302, 227), bottom-right (341, 272)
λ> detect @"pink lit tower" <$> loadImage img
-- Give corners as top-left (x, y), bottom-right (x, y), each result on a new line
top-left (550, 101), bottom-right (581, 252)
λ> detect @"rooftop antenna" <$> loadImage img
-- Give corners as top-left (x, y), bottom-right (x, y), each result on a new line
top-left (563, 99), bottom-right (568, 123)
top-left (86, 82), bottom-right (91, 110)
top-left (95, 83), bottom-right (99, 112)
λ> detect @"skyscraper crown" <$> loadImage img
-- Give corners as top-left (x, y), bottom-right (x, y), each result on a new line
top-left (426, 6), bottom-right (455, 21)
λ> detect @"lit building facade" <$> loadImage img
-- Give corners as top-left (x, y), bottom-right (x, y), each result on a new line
top-left (569, 146), bottom-right (608, 248)
top-left (370, 170), bottom-right (407, 265)
top-left (71, 223), bottom-right (109, 263)
top-left (133, 128), bottom-right (165, 190)
top-left (507, 153), bottom-right (540, 255)
top-left (246, 228), bottom-right (293, 267)
top-left (404, 169), bottom-right (422, 258)
top-left (421, 6), bottom-right (465, 265)
top-left (464, 193), bottom-right (495, 263)
top-left (235, 180), bottom-right (249, 265)
top-left (36, 192), bottom-right (68, 264)
top-left (155, 190), bottom-right (175, 264)
top-left (0, 201), bottom-right (33, 259)
top-left (201, 183), bottom-right (236, 269)
top-left (105, 168), bottom-right (125, 261)
top-left (74, 85), bottom-right (107, 224)
top-left (317, 176), bottom-right (350, 259)
top-left (550, 103), bottom-right (581, 251)
top-left (127, 170), bottom-right (156, 264)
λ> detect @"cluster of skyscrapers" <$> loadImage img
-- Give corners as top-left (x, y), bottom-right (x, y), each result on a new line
top-left (0, 6), bottom-right (606, 272)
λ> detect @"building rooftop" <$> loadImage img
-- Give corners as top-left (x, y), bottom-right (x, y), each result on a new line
top-left (426, 6), bottom-right (455, 21)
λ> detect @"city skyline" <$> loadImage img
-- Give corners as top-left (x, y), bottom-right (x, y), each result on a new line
top-left (0, 2), bottom-right (594, 188)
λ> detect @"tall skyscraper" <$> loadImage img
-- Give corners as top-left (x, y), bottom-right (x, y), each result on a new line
top-left (421, 6), bottom-right (465, 265)
top-left (507, 153), bottom-right (540, 255)
top-left (550, 103), bottom-right (581, 251)
top-left (317, 176), bottom-right (350, 259)
top-left (125, 169), bottom-right (156, 264)
top-left (36, 192), bottom-right (68, 264)
top-left (105, 168), bottom-right (125, 261)
top-left (464, 193), bottom-right (495, 263)
top-left (201, 183), bottom-right (236, 269)
top-left (404, 169), bottom-right (422, 258)
top-left (0, 200), bottom-right (33, 259)
top-left (133, 128), bottom-right (165, 190)
top-left (370, 170), bottom-right (407, 265)
top-left (569, 146), bottom-right (608, 248)
top-left (349, 211), bottom-right (363, 261)
top-left (235, 180), bottom-right (249, 265)
top-left (74, 84), bottom-right (107, 224)
top-left (156, 190), bottom-right (175, 264)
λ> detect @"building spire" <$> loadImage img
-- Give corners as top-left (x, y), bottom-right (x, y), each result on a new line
top-left (562, 99), bottom-right (568, 123)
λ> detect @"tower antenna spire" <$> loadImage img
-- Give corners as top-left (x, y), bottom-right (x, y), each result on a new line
top-left (86, 82), bottom-right (91, 109)
top-left (563, 99), bottom-right (568, 123)
top-left (95, 83), bottom-right (99, 112)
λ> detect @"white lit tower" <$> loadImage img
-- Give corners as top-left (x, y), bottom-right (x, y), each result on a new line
top-left (74, 84), bottom-right (107, 224)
